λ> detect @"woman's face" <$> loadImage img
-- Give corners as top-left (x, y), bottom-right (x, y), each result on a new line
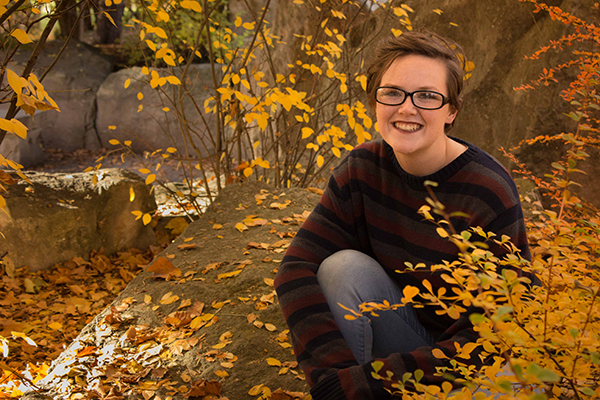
top-left (376, 55), bottom-right (457, 167)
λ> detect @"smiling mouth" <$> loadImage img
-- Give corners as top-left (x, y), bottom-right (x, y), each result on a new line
top-left (393, 122), bottom-right (422, 132)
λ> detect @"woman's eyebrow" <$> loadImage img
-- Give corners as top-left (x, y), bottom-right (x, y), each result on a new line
top-left (379, 83), bottom-right (441, 91)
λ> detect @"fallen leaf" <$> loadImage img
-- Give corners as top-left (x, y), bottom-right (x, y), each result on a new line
top-left (159, 292), bottom-right (180, 305)
top-left (146, 257), bottom-right (181, 281)
top-left (177, 243), bottom-right (197, 250)
top-left (264, 278), bottom-right (274, 286)
top-left (48, 322), bottom-right (63, 330)
top-left (214, 370), bottom-right (229, 378)
top-left (266, 357), bottom-right (282, 366)
top-left (235, 222), bottom-right (249, 232)
top-left (217, 269), bottom-right (242, 280)
top-left (265, 323), bottom-right (277, 332)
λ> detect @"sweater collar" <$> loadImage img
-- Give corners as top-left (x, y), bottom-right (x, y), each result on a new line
top-left (383, 137), bottom-right (479, 189)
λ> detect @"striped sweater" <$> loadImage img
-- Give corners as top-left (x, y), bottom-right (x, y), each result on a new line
top-left (274, 138), bottom-right (530, 400)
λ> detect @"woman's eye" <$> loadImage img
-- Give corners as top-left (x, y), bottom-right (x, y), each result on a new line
top-left (416, 92), bottom-right (439, 100)
top-left (383, 89), bottom-right (402, 97)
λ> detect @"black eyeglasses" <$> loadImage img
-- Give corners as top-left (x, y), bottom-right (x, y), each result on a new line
top-left (375, 87), bottom-right (450, 110)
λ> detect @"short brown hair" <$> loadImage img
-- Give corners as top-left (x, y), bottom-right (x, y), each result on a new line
top-left (366, 30), bottom-right (467, 132)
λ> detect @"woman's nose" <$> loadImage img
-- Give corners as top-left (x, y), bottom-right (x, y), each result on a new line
top-left (397, 97), bottom-right (418, 114)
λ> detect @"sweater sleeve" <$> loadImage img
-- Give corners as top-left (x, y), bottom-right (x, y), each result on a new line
top-left (274, 162), bottom-right (363, 385)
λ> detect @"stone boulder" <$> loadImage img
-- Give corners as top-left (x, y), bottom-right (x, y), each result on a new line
top-left (0, 169), bottom-right (156, 271)
top-left (6, 40), bottom-right (114, 161)
top-left (96, 64), bottom-right (217, 157)
top-left (21, 182), bottom-right (316, 400)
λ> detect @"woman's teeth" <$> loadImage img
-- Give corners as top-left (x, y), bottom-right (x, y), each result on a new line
top-left (393, 122), bottom-right (421, 132)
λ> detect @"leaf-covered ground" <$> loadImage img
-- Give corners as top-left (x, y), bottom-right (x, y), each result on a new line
top-left (2, 181), bottom-right (322, 400)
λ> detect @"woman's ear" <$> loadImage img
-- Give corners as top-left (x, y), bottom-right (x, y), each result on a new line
top-left (445, 106), bottom-right (458, 125)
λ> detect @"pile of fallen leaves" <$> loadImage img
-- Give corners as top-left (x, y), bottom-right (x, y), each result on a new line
top-left (0, 247), bottom-right (155, 396)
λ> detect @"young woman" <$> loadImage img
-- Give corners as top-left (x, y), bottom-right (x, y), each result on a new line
top-left (274, 31), bottom-right (530, 400)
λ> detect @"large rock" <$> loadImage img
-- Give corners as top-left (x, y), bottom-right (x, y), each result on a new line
top-left (96, 64), bottom-right (218, 157)
top-left (7, 40), bottom-right (114, 158)
top-left (0, 169), bottom-right (156, 271)
top-left (21, 182), bottom-right (316, 400)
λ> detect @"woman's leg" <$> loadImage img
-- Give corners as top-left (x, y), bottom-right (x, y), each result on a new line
top-left (317, 249), bottom-right (436, 364)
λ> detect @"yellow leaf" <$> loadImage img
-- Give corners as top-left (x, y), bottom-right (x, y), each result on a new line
top-left (332, 148), bottom-right (341, 158)
top-left (235, 222), bottom-right (248, 232)
top-left (11, 28), bottom-right (33, 44)
top-left (142, 66), bottom-right (150, 75)
top-left (166, 76), bottom-right (181, 85)
top-left (217, 269), bottom-right (242, 280)
top-left (109, 139), bottom-right (120, 145)
top-left (265, 323), bottom-right (277, 332)
top-left (142, 213), bottom-right (152, 225)
top-left (180, 0), bottom-right (202, 12)
top-left (248, 384), bottom-right (264, 396)
top-left (190, 316), bottom-right (204, 330)
top-left (213, 224), bottom-right (223, 230)
top-left (166, 147), bottom-right (177, 153)
top-left (48, 322), bottom-right (63, 331)
top-left (212, 342), bottom-right (228, 349)
top-left (242, 22), bottom-right (255, 30)
top-left (433, 8), bottom-right (443, 15)
top-left (432, 348), bottom-right (448, 359)
top-left (11, 119), bottom-right (27, 139)
top-left (131, 210), bottom-right (143, 220)
top-left (137, 92), bottom-right (144, 100)
top-left (0, 118), bottom-right (13, 133)
top-left (157, 10), bottom-right (169, 22)
top-left (301, 127), bottom-right (313, 139)
top-left (146, 174), bottom-right (156, 185)
top-left (215, 370), bottom-right (229, 378)
top-left (102, 11), bottom-right (117, 27)
top-left (243, 167), bottom-right (253, 177)
top-left (124, 140), bottom-right (131, 146)
top-left (144, 294), bottom-right (152, 304)
top-left (0, 195), bottom-right (6, 209)
top-left (150, 26), bottom-right (167, 39)
top-left (160, 292), bottom-right (180, 305)
top-left (108, 125), bottom-right (116, 130)
top-left (436, 227), bottom-right (449, 238)
top-left (266, 357), bottom-right (281, 366)
top-left (164, 55), bottom-right (176, 66)
top-left (234, 16), bottom-right (242, 27)
top-left (124, 78), bottom-right (131, 88)
top-left (402, 285), bottom-right (419, 303)
top-left (129, 187), bottom-right (135, 202)
top-left (316, 155), bottom-right (324, 168)
top-left (6, 69), bottom-right (24, 93)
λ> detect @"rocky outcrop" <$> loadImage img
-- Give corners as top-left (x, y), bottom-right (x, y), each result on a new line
top-left (8, 40), bottom-right (114, 152)
top-left (96, 65), bottom-right (217, 156)
top-left (0, 169), bottom-right (157, 271)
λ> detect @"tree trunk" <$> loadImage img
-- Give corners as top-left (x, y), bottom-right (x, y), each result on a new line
top-left (96, 1), bottom-right (124, 44)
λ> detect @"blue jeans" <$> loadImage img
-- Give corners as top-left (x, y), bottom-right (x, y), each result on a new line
top-left (317, 249), bottom-right (436, 364)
